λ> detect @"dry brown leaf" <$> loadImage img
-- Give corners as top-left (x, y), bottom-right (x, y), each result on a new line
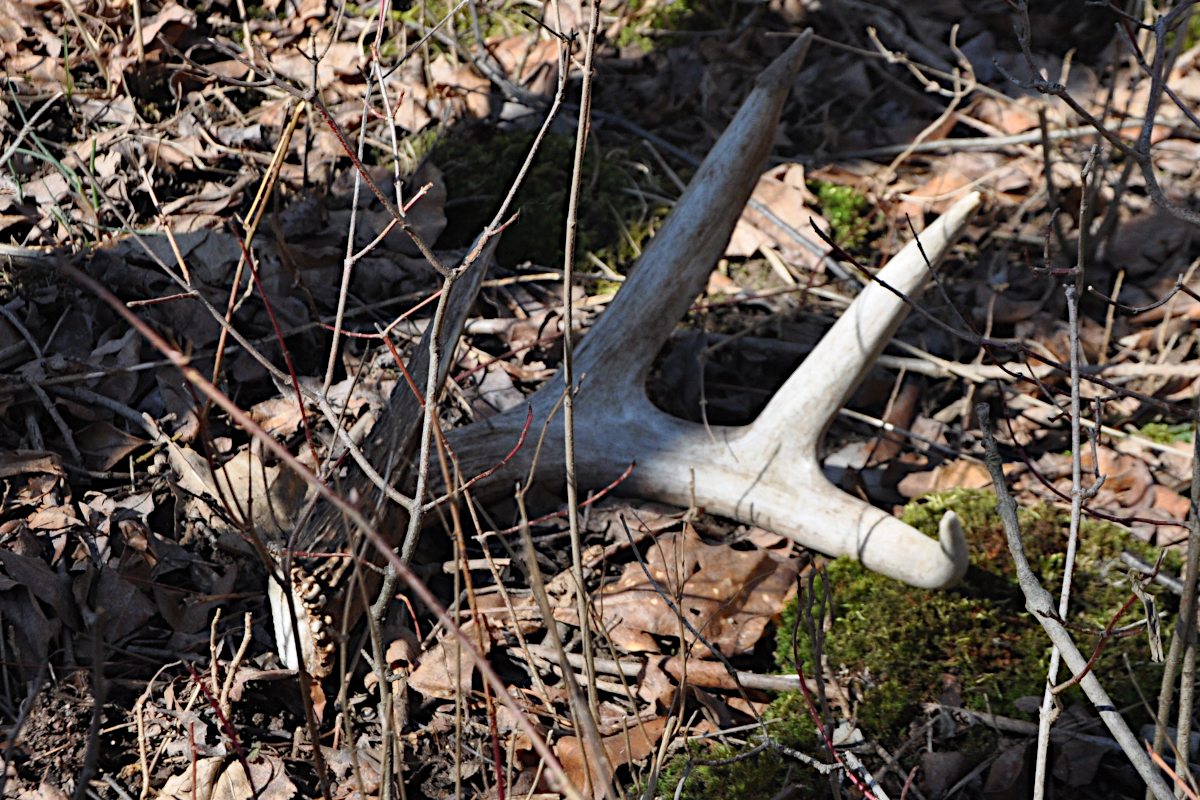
top-left (429, 55), bottom-right (491, 119)
top-left (0, 450), bottom-right (63, 479)
top-left (249, 395), bottom-right (307, 439)
top-left (893, 168), bottom-right (974, 231)
top-left (367, 162), bottom-right (447, 256)
top-left (1081, 446), bottom-right (1154, 508)
top-left (155, 564), bottom-right (237, 633)
top-left (168, 445), bottom-right (307, 537)
top-left (159, 756), bottom-right (224, 800)
top-left (574, 524), bottom-right (800, 657)
top-left (1151, 484), bottom-right (1191, 521)
top-left (76, 421), bottom-right (147, 472)
top-left (269, 42), bottom-right (363, 90)
top-left (5, 52), bottom-right (67, 93)
top-left (407, 619), bottom-right (492, 700)
top-left (489, 35), bottom-right (561, 96)
top-left (224, 666), bottom-right (297, 703)
top-left (636, 657), bottom-right (675, 707)
top-left (94, 565), bottom-right (157, 642)
top-left (556, 716), bottom-right (667, 800)
top-left (0, 584), bottom-right (60, 667)
top-left (726, 164), bottom-right (828, 269)
top-left (0, 548), bottom-right (83, 630)
top-left (898, 459), bottom-right (998, 499)
top-left (26, 503), bottom-right (81, 533)
top-left (706, 271), bottom-right (741, 296)
top-left (17, 777), bottom-right (69, 800)
top-left (0, 0), bottom-right (49, 40)
top-left (210, 754), bottom-right (297, 800)
top-left (132, 1), bottom-right (196, 48)
top-left (971, 97), bottom-right (1039, 134)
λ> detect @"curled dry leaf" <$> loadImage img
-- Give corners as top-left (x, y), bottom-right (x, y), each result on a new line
top-left (0, 450), bottom-right (63, 479)
top-left (168, 444), bottom-right (307, 538)
top-left (159, 756), bottom-right (224, 800)
top-left (560, 524), bottom-right (800, 657)
top-left (489, 35), bottom-right (561, 96)
top-left (214, 754), bottom-right (297, 800)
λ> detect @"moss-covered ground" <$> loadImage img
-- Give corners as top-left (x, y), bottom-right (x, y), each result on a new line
top-left (434, 128), bottom-right (676, 271)
top-left (664, 488), bottom-right (1180, 799)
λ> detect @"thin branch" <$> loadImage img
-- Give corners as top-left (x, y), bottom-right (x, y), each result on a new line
top-left (977, 403), bottom-right (1174, 800)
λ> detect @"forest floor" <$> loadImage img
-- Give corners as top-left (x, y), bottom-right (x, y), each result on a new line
top-left (4, 0), bottom-right (1200, 798)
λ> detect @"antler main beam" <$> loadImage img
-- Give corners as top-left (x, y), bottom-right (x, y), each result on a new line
top-left (442, 30), bottom-right (976, 588)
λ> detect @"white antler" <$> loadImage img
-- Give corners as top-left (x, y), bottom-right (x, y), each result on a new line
top-left (271, 30), bottom-right (973, 674)
top-left (441, 30), bottom-right (976, 589)
top-left (445, 193), bottom-right (976, 588)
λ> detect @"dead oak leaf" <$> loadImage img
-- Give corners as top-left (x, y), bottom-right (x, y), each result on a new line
top-left (76, 421), bottom-right (147, 472)
top-left (575, 524), bottom-right (800, 657)
top-left (0, 450), bottom-right (63, 479)
top-left (726, 163), bottom-right (829, 269)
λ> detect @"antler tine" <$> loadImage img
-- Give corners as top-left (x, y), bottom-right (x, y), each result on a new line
top-left (575, 30), bottom-right (814, 396)
top-left (748, 191), bottom-right (982, 453)
top-left (441, 33), bottom-right (815, 490)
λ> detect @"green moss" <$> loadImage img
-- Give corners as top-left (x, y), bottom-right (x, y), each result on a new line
top-left (1139, 420), bottom-right (1194, 444)
top-left (671, 489), bottom-right (1180, 797)
top-left (656, 694), bottom-right (826, 800)
top-left (778, 489), bottom-right (1176, 740)
top-left (808, 182), bottom-right (871, 251)
top-left (1167, 11), bottom-right (1200, 52)
top-left (434, 130), bottom-right (670, 270)
top-left (615, 0), bottom-right (709, 52)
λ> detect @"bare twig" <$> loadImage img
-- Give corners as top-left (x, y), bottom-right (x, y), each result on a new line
top-left (978, 403), bottom-right (1174, 800)
top-left (561, 0), bottom-right (603, 731)
top-left (1153, 392), bottom-right (1200, 792)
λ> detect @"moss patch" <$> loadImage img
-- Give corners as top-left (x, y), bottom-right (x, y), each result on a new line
top-left (434, 129), bottom-right (672, 270)
top-left (778, 488), bottom-right (1176, 739)
top-left (669, 488), bottom-right (1179, 798)
top-left (1139, 420), bottom-right (1194, 444)
top-left (809, 182), bottom-right (871, 252)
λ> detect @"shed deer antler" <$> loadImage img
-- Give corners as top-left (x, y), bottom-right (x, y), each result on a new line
top-left (270, 31), bottom-right (974, 674)
top-left (444, 187), bottom-right (976, 588)
top-left (440, 32), bottom-right (975, 590)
